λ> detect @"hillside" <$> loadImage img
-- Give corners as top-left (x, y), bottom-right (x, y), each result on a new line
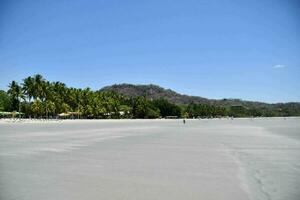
top-left (101, 84), bottom-right (266, 107)
top-left (101, 84), bottom-right (210, 104)
top-left (101, 84), bottom-right (300, 113)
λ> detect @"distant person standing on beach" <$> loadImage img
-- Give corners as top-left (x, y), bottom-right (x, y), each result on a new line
top-left (183, 119), bottom-right (186, 124)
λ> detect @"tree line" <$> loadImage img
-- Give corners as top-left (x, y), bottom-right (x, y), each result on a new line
top-left (0, 74), bottom-right (182, 119)
top-left (0, 74), bottom-right (299, 119)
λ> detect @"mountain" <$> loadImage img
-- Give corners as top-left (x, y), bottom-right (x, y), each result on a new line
top-left (101, 83), bottom-right (300, 116)
top-left (100, 83), bottom-right (299, 109)
top-left (101, 84), bottom-right (210, 105)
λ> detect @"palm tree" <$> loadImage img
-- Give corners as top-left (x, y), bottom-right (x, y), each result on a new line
top-left (7, 81), bottom-right (23, 112)
top-left (33, 74), bottom-right (45, 101)
top-left (32, 99), bottom-right (43, 117)
top-left (41, 81), bottom-right (54, 118)
top-left (22, 76), bottom-right (35, 102)
top-left (44, 100), bottom-right (55, 118)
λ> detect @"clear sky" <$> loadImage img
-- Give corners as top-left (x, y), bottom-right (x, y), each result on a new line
top-left (0, 0), bottom-right (299, 103)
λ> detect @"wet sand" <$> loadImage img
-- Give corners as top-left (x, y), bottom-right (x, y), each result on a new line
top-left (0, 118), bottom-right (299, 200)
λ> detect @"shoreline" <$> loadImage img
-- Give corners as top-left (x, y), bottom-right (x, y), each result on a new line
top-left (1, 116), bottom-right (299, 123)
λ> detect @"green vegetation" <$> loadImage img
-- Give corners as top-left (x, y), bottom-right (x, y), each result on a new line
top-left (0, 90), bottom-right (11, 111)
top-left (0, 74), bottom-right (299, 119)
top-left (186, 103), bottom-right (227, 118)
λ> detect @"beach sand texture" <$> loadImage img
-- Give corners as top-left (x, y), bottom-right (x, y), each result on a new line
top-left (0, 118), bottom-right (300, 200)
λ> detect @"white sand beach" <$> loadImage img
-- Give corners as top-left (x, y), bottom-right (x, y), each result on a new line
top-left (0, 118), bottom-right (299, 200)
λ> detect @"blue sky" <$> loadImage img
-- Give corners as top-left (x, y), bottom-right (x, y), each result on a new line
top-left (0, 0), bottom-right (299, 103)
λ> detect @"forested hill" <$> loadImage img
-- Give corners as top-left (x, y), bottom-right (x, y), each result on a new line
top-left (101, 84), bottom-right (209, 105)
top-left (101, 84), bottom-right (300, 116)
top-left (101, 83), bottom-right (299, 108)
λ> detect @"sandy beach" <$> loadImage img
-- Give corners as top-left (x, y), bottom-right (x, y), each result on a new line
top-left (0, 118), bottom-right (299, 200)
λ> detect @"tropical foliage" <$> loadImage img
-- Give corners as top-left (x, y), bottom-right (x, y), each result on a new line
top-left (1, 74), bottom-right (299, 118)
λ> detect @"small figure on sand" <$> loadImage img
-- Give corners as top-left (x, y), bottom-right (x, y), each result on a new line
top-left (183, 119), bottom-right (186, 124)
